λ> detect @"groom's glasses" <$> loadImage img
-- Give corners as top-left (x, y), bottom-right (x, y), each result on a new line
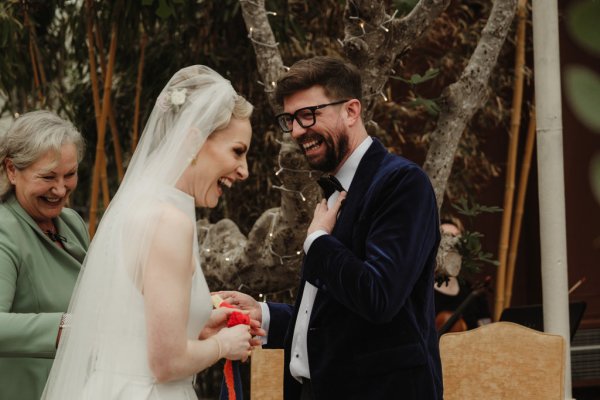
top-left (275, 99), bottom-right (349, 133)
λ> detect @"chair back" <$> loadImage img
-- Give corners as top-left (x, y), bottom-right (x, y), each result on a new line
top-left (439, 321), bottom-right (565, 400)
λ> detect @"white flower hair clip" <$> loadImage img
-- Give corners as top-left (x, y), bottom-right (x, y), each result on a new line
top-left (157, 88), bottom-right (188, 112)
top-left (170, 88), bottom-right (187, 106)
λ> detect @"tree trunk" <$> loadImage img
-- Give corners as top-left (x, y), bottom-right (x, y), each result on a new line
top-left (201, 0), bottom-right (517, 295)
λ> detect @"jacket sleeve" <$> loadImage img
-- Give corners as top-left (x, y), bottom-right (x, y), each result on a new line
top-left (0, 216), bottom-right (61, 358)
top-left (264, 302), bottom-right (294, 349)
top-left (303, 165), bottom-right (439, 324)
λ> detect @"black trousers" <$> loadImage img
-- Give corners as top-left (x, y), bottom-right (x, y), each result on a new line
top-left (300, 378), bottom-right (315, 400)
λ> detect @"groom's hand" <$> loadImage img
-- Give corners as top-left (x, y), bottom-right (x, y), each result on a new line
top-left (199, 306), bottom-right (265, 346)
top-left (213, 291), bottom-right (262, 322)
top-left (307, 191), bottom-right (346, 235)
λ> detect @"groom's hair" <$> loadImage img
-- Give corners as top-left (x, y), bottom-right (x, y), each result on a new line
top-left (275, 56), bottom-right (362, 106)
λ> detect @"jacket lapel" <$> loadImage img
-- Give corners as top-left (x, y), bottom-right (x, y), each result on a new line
top-left (331, 138), bottom-right (388, 245)
top-left (5, 196), bottom-right (86, 263)
top-left (309, 138), bottom-right (388, 321)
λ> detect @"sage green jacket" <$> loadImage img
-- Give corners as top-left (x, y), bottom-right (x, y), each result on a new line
top-left (0, 195), bottom-right (89, 400)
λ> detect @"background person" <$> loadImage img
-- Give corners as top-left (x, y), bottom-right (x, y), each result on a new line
top-left (434, 218), bottom-right (492, 332)
top-left (0, 110), bottom-right (89, 400)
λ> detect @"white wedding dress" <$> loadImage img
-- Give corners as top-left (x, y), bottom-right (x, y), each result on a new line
top-left (80, 188), bottom-right (212, 400)
top-left (43, 65), bottom-right (239, 400)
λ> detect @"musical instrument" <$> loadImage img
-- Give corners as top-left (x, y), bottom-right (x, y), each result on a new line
top-left (436, 276), bottom-right (492, 337)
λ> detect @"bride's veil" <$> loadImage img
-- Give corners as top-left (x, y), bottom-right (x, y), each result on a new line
top-left (42, 65), bottom-right (239, 399)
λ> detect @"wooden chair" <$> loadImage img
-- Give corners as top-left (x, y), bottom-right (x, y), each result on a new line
top-left (439, 321), bottom-right (565, 400)
top-left (250, 348), bottom-right (284, 400)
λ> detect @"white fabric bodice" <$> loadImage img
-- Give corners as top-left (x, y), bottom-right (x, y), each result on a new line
top-left (81, 187), bottom-right (212, 399)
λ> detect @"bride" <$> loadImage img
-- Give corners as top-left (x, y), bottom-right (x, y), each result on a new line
top-left (42, 65), bottom-right (261, 399)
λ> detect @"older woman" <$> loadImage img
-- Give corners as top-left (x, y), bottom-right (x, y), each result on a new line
top-left (0, 110), bottom-right (89, 400)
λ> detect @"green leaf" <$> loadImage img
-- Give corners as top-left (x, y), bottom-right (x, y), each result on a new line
top-left (451, 197), bottom-right (503, 219)
top-left (388, 75), bottom-right (411, 83)
top-left (408, 69), bottom-right (440, 85)
top-left (566, 0), bottom-right (600, 56)
top-left (142, 0), bottom-right (154, 5)
top-left (389, 69), bottom-right (439, 85)
top-left (156, 0), bottom-right (173, 19)
top-left (478, 205), bottom-right (503, 213)
top-left (406, 97), bottom-right (440, 116)
top-left (564, 65), bottom-right (600, 133)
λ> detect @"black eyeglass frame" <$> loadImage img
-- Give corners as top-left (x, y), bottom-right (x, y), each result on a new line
top-left (275, 99), bottom-right (350, 133)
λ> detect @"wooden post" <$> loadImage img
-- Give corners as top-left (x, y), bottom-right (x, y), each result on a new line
top-left (532, 0), bottom-right (572, 396)
top-left (251, 348), bottom-right (284, 400)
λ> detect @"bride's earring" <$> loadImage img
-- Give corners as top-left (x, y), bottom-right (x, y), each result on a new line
top-left (190, 156), bottom-right (198, 166)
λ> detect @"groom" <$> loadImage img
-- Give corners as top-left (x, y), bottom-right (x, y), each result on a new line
top-left (221, 56), bottom-right (442, 399)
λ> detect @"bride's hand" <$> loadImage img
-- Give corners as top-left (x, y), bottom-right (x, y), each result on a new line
top-left (199, 308), bottom-right (265, 343)
top-left (216, 324), bottom-right (253, 362)
top-left (198, 308), bottom-right (235, 340)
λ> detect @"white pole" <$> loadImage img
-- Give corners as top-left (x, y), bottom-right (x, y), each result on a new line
top-left (532, 0), bottom-right (572, 398)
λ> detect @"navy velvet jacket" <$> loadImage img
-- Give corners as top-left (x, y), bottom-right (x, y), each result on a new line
top-left (266, 139), bottom-right (443, 400)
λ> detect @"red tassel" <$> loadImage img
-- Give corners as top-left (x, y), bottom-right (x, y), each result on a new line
top-left (227, 311), bottom-right (251, 327)
top-left (221, 306), bottom-right (250, 400)
top-left (224, 359), bottom-right (236, 400)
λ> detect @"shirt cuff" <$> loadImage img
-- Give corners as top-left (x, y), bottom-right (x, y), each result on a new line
top-left (259, 302), bottom-right (271, 345)
top-left (303, 230), bottom-right (328, 254)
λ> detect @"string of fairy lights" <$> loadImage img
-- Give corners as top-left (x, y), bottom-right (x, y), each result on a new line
top-left (199, 0), bottom-right (400, 298)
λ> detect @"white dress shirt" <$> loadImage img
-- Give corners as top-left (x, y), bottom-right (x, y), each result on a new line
top-left (261, 136), bottom-right (372, 382)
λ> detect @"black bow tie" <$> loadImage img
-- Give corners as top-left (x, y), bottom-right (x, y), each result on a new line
top-left (317, 175), bottom-right (346, 198)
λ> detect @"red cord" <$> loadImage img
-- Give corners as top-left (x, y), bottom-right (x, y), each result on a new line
top-left (224, 359), bottom-right (236, 400)
top-left (221, 302), bottom-right (250, 400)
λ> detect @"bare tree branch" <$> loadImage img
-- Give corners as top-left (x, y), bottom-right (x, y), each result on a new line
top-left (239, 0), bottom-right (284, 112)
top-left (343, 0), bottom-right (451, 122)
top-left (423, 0), bottom-right (518, 208)
top-left (202, 0), bottom-right (517, 296)
top-left (201, 0), bottom-right (319, 295)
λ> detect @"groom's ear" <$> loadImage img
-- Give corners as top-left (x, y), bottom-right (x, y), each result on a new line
top-left (344, 99), bottom-right (362, 127)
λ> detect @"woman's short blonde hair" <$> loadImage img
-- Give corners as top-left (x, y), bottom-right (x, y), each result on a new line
top-left (0, 110), bottom-right (85, 201)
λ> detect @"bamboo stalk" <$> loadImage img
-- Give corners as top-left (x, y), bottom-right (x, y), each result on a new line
top-left (86, 0), bottom-right (120, 236)
top-left (131, 31), bottom-right (148, 153)
top-left (100, 155), bottom-right (110, 210)
top-left (493, 0), bottom-right (528, 321)
top-left (23, 12), bottom-right (43, 103)
top-left (28, 37), bottom-right (42, 102)
top-left (94, 18), bottom-right (124, 181)
top-left (31, 30), bottom-right (47, 93)
top-left (505, 107), bottom-right (536, 308)
top-left (92, 6), bottom-right (120, 219)
top-left (85, 0), bottom-right (104, 237)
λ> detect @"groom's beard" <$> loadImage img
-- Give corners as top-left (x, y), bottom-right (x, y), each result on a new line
top-left (303, 128), bottom-right (349, 173)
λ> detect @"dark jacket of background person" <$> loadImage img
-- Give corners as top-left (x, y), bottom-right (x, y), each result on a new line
top-left (0, 194), bottom-right (89, 400)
